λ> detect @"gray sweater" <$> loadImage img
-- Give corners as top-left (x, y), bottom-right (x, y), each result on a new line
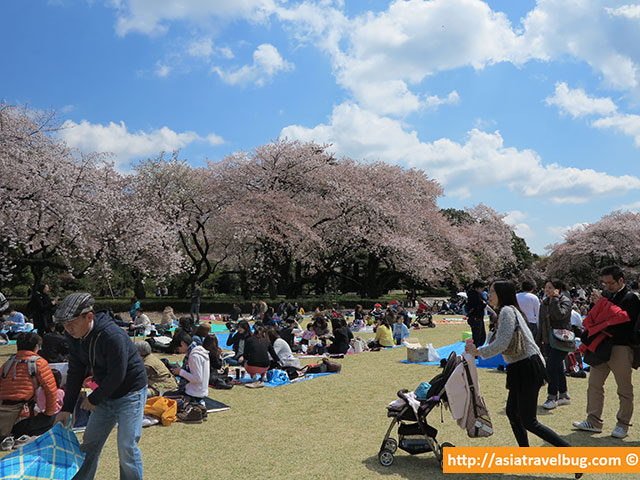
top-left (478, 305), bottom-right (542, 364)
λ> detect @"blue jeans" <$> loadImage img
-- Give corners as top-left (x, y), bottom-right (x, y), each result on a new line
top-left (75, 388), bottom-right (147, 480)
top-left (190, 302), bottom-right (200, 324)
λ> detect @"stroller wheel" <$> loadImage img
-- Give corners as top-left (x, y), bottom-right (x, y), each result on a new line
top-left (384, 438), bottom-right (398, 453)
top-left (438, 442), bottom-right (455, 470)
top-left (378, 449), bottom-right (394, 467)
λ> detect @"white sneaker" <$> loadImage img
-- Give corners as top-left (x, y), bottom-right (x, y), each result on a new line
top-left (557, 396), bottom-right (571, 406)
top-left (542, 398), bottom-right (557, 410)
top-left (611, 425), bottom-right (628, 439)
top-left (573, 419), bottom-right (602, 433)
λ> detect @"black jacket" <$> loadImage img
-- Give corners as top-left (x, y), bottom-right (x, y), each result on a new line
top-left (62, 311), bottom-right (147, 412)
top-left (604, 286), bottom-right (640, 346)
top-left (40, 332), bottom-right (69, 363)
top-left (327, 326), bottom-right (353, 354)
top-left (466, 290), bottom-right (486, 319)
top-left (226, 331), bottom-right (250, 356)
top-left (244, 336), bottom-right (279, 368)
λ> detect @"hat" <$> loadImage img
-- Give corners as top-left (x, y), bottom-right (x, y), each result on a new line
top-left (54, 293), bottom-right (94, 323)
top-left (374, 303), bottom-right (382, 308)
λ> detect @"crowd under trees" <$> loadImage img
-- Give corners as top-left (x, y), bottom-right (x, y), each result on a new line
top-left (2, 102), bottom-right (636, 299)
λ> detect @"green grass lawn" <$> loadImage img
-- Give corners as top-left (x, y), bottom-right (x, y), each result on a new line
top-left (2, 321), bottom-right (639, 479)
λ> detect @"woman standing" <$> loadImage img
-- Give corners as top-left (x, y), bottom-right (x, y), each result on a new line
top-left (535, 279), bottom-right (573, 410)
top-left (465, 280), bottom-right (572, 450)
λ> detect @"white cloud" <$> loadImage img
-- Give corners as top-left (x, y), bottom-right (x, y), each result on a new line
top-left (504, 211), bottom-right (534, 239)
top-left (188, 38), bottom-right (213, 58)
top-left (592, 113), bottom-right (640, 147)
top-left (187, 38), bottom-right (234, 59)
top-left (281, 102), bottom-right (640, 203)
top-left (606, 5), bottom-right (640, 20)
top-left (213, 43), bottom-right (293, 86)
top-left (155, 62), bottom-right (172, 77)
top-left (545, 82), bottom-right (617, 118)
top-left (111, 0), bottom-right (278, 37)
top-left (547, 222), bottom-right (589, 241)
top-left (619, 200), bottom-right (640, 212)
top-left (60, 119), bottom-right (224, 168)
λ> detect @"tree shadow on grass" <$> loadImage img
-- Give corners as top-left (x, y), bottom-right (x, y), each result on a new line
top-left (362, 454), bottom-right (574, 479)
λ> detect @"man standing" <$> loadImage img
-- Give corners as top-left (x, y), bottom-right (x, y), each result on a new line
top-left (466, 279), bottom-right (487, 347)
top-left (573, 265), bottom-right (640, 439)
top-left (54, 293), bottom-right (147, 480)
top-left (516, 279), bottom-right (541, 337)
top-left (190, 282), bottom-right (201, 325)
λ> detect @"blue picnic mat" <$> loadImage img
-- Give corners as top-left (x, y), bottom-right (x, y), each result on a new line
top-left (264, 371), bottom-right (339, 388)
top-left (0, 423), bottom-right (85, 479)
top-left (400, 341), bottom-right (506, 369)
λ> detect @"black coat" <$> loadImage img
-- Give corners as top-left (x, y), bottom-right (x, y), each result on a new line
top-left (604, 286), bottom-right (640, 346)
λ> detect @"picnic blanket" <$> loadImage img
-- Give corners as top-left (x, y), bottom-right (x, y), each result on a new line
top-left (296, 345), bottom-right (402, 358)
top-left (0, 423), bottom-right (84, 479)
top-left (264, 371), bottom-right (339, 388)
top-left (401, 341), bottom-right (506, 369)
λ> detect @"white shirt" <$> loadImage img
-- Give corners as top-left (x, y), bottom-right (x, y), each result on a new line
top-left (516, 292), bottom-right (541, 325)
top-left (570, 310), bottom-right (583, 329)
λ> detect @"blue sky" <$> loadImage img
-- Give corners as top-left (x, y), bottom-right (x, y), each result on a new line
top-left (2, 0), bottom-right (640, 254)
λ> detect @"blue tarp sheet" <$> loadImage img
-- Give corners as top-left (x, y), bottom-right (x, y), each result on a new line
top-left (400, 341), bottom-right (507, 369)
top-left (0, 423), bottom-right (85, 479)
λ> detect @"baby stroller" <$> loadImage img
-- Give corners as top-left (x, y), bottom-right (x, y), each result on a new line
top-left (379, 352), bottom-right (459, 468)
top-left (413, 301), bottom-right (435, 328)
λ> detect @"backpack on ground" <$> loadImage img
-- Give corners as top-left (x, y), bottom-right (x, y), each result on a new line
top-left (564, 350), bottom-right (586, 378)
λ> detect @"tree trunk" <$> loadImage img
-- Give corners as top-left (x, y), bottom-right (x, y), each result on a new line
top-left (365, 252), bottom-right (380, 298)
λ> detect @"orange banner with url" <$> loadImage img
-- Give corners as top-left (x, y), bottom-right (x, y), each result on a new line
top-left (442, 447), bottom-right (640, 474)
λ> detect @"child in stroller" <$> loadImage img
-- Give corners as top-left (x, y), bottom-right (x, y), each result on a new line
top-left (379, 351), bottom-right (459, 468)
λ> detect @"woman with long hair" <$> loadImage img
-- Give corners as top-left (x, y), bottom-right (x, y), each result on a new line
top-left (225, 320), bottom-right (251, 366)
top-left (466, 280), bottom-right (573, 451)
top-left (536, 278), bottom-right (573, 410)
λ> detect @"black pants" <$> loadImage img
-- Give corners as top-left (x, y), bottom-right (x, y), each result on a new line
top-left (12, 414), bottom-right (55, 437)
top-left (544, 344), bottom-right (568, 397)
top-left (467, 316), bottom-right (486, 347)
top-left (505, 381), bottom-right (570, 447)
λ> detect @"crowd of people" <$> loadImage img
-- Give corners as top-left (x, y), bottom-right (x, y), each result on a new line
top-left (1, 266), bottom-right (639, 479)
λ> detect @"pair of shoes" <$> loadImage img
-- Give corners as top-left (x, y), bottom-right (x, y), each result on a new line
top-left (611, 425), bottom-right (628, 439)
top-left (1, 436), bottom-right (14, 451)
top-left (572, 420), bottom-right (602, 433)
top-left (557, 394), bottom-right (571, 406)
top-left (177, 405), bottom-right (204, 424)
top-left (13, 435), bottom-right (33, 448)
top-left (542, 398), bottom-right (557, 410)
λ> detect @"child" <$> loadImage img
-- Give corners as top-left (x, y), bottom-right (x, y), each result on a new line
top-left (36, 368), bottom-right (65, 415)
top-left (392, 316), bottom-right (410, 346)
top-left (300, 323), bottom-right (316, 345)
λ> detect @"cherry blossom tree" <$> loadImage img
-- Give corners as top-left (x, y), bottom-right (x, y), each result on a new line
top-left (0, 102), bottom-right (183, 287)
top-left (546, 211), bottom-right (640, 285)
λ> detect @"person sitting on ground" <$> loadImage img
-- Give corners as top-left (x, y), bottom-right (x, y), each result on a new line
top-left (40, 322), bottom-right (69, 364)
top-left (225, 320), bottom-right (251, 366)
top-left (132, 307), bottom-right (151, 333)
top-left (370, 303), bottom-right (384, 322)
top-left (278, 317), bottom-right (297, 349)
top-left (149, 316), bottom-right (192, 354)
top-left (393, 315), bottom-right (410, 345)
top-left (166, 335), bottom-right (210, 404)
top-left (370, 317), bottom-right (394, 348)
top-left (193, 324), bottom-right (211, 345)
top-left (160, 306), bottom-right (177, 327)
top-left (326, 318), bottom-right (353, 355)
top-left (262, 307), bottom-right (276, 327)
top-left (266, 327), bottom-right (300, 368)
top-left (136, 341), bottom-right (178, 397)
top-left (396, 305), bottom-right (411, 329)
top-left (0, 332), bottom-right (58, 440)
top-left (312, 316), bottom-right (331, 341)
top-left (241, 327), bottom-right (280, 383)
top-left (4, 307), bottom-right (30, 340)
top-left (230, 303), bottom-right (242, 323)
top-left (351, 304), bottom-right (365, 331)
top-left (300, 323), bottom-right (316, 346)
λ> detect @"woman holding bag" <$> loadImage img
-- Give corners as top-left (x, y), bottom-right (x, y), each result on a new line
top-left (536, 279), bottom-right (574, 410)
top-left (465, 280), bottom-right (573, 451)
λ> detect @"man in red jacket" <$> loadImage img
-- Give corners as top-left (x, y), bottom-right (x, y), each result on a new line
top-left (573, 265), bottom-right (640, 439)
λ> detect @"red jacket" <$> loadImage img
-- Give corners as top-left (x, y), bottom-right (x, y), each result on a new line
top-left (579, 298), bottom-right (630, 354)
top-left (0, 350), bottom-right (58, 416)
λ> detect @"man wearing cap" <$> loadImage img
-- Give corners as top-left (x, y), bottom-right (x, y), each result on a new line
top-left (53, 293), bottom-right (147, 480)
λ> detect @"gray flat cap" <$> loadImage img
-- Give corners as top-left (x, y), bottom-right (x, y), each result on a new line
top-left (54, 293), bottom-right (94, 323)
